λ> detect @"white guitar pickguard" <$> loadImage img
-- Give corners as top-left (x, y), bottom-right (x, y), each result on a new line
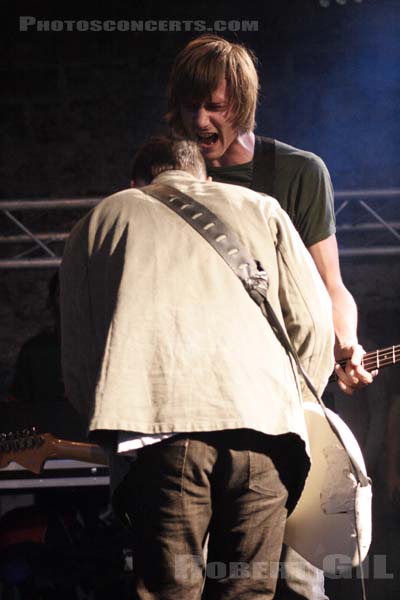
top-left (284, 402), bottom-right (372, 575)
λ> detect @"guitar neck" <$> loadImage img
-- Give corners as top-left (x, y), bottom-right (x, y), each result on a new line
top-left (51, 438), bottom-right (108, 465)
top-left (331, 344), bottom-right (400, 382)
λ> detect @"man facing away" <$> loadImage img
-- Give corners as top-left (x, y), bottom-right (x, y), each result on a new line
top-left (60, 136), bottom-right (334, 599)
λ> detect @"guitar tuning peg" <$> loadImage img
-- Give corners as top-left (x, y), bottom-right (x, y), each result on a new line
top-left (2, 438), bottom-right (12, 452)
top-left (35, 435), bottom-right (45, 448)
top-left (26, 437), bottom-right (36, 449)
top-left (5, 433), bottom-right (14, 450)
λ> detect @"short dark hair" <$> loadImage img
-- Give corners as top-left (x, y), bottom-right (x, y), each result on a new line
top-left (131, 136), bottom-right (207, 185)
top-left (166, 35), bottom-right (259, 136)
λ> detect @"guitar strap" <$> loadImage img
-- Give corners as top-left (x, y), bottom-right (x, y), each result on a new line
top-left (143, 181), bottom-right (370, 489)
top-left (251, 136), bottom-right (275, 196)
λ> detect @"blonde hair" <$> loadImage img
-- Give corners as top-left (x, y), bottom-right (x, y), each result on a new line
top-left (166, 35), bottom-right (259, 135)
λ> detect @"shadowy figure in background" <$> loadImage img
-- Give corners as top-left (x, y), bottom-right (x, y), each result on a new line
top-left (8, 272), bottom-right (65, 404)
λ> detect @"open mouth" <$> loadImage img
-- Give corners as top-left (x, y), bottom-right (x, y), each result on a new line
top-left (197, 132), bottom-right (218, 146)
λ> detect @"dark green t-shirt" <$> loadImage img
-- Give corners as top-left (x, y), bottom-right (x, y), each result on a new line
top-left (207, 137), bottom-right (336, 248)
top-left (207, 161), bottom-right (253, 188)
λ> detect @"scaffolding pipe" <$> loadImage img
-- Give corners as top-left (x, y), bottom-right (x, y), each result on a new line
top-left (339, 247), bottom-right (400, 257)
top-left (1, 223), bottom-right (400, 245)
top-left (335, 188), bottom-right (400, 198)
top-left (0, 188), bottom-right (399, 211)
top-left (0, 198), bottom-right (100, 211)
top-left (1, 247), bottom-right (400, 268)
top-left (0, 258), bottom-right (62, 269)
top-left (0, 233), bottom-right (69, 244)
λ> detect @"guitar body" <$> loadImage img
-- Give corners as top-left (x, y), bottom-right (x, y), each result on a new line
top-left (284, 402), bottom-right (372, 575)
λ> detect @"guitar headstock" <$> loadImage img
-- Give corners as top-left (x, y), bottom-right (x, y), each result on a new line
top-left (0, 429), bottom-right (57, 474)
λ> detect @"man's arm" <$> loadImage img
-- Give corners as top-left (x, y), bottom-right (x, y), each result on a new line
top-left (308, 234), bottom-right (374, 394)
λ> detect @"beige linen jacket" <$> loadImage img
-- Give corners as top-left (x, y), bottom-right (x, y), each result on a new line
top-left (60, 170), bottom-right (334, 447)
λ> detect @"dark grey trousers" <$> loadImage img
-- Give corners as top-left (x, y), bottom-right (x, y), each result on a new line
top-left (118, 430), bottom-right (293, 599)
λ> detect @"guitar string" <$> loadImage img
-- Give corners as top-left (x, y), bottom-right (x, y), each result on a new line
top-left (336, 346), bottom-right (399, 370)
top-left (337, 346), bottom-right (400, 363)
top-left (363, 356), bottom-right (400, 369)
top-left (336, 357), bottom-right (399, 369)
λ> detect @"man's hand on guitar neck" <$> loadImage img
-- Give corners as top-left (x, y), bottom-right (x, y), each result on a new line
top-left (334, 342), bottom-right (378, 395)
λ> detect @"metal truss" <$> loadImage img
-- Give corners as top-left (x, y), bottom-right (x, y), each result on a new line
top-left (0, 189), bottom-right (399, 268)
top-left (0, 198), bottom-right (99, 269)
top-left (334, 189), bottom-right (400, 257)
